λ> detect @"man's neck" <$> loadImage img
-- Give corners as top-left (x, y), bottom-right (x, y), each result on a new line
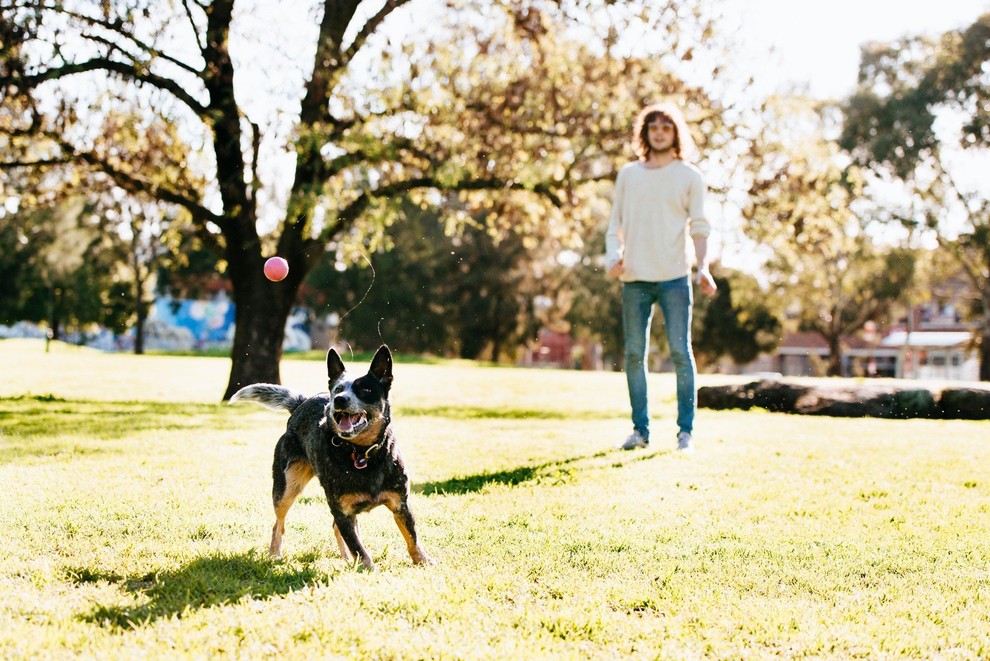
top-left (645, 149), bottom-right (676, 168)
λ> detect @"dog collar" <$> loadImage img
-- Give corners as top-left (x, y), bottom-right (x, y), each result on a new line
top-left (351, 441), bottom-right (384, 469)
top-left (331, 437), bottom-right (383, 470)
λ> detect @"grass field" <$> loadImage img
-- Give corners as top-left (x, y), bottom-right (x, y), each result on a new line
top-left (1, 339), bottom-right (989, 659)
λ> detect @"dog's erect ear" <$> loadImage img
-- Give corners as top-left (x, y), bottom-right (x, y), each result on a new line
top-left (327, 348), bottom-right (346, 388)
top-left (369, 345), bottom-right (393, 388)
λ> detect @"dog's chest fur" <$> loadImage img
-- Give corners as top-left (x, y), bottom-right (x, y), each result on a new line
top-left (282, 395), bottom-right (409, 503)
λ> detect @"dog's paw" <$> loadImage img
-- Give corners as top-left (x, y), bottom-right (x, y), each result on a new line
top-left (412, 551), bottom-right (436, 566)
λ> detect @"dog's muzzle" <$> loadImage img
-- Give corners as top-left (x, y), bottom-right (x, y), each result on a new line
top-left (333, 410), bottom-right (368, 437)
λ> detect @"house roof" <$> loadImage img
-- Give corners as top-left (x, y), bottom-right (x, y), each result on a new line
top-left (880, 331), bottom-right (972, 348)
top-left (779, 332), bottom-right (828, 349)
top-left (778, 331), bottom-right (877, 351)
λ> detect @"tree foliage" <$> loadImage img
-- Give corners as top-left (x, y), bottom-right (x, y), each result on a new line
top-left (746, 97), bottom-right (915, 376)
top-left (2, 0), bottom-right (732, 398)
top-left (692, 267), bottom-right (781, 370)
top-left (302, 191), bottom-right (604, 363)
top-left (0, 196), bottom-right (129, 338)
top-left (840, 13), bottom-right (990, 379)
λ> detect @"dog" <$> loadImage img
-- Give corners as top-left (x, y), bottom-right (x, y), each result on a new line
top-left (230, 345), bottom-right (432, 570)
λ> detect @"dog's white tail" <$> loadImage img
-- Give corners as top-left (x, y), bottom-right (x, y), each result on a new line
top-left (228, 384), bottom-right (307, 413)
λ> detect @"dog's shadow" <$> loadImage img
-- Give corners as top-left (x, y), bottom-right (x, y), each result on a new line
top-left (71, 550), bottom-right (324, 631)
top-left (416, 447), bottom-right (665, 496)
top-left (70, 450), bottom-right (664, 630)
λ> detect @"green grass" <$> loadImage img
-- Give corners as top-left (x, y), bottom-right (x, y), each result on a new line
top-left (1, 338), bottom-right (989, 658)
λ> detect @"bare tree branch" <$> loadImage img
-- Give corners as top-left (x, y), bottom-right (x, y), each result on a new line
top-left (0, 157), bottom-right (71, 169)
top-left (68, 144), bottom-right (224, 229)
top-left (18, 58), bottom-right (208, 116)
top-left (180, 0), bottom-right (207, 53)
top-left (342, 0), bottom-right (412, 63)
top-left (42, 5), bottom-right (203, 76)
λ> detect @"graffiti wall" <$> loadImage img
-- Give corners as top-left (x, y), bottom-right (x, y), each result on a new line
top-left (1, 294), bottom-right (314, 353)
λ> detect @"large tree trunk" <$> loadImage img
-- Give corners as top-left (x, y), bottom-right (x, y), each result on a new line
top-left (980, 306), bottom-right (990, 382)
top-left (134, 297), bottom-right (147, 355)
top-left (221, 238), bottom-right (308, 399)
top-left (827, 336), bottom-right (843, 377)
top-left (223, 277), bottom-right (297, 399)
top-left (224, 292), bottom-right (287, 399)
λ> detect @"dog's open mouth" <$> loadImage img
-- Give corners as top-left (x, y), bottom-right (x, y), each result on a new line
top-left (333, 410), bottom-right (368, 436)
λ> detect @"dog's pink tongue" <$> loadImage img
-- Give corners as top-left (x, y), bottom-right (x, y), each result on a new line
top-left (339, 413), bottom-right (360, 432)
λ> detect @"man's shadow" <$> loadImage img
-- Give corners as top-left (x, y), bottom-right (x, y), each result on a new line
top-left (416, 447), bottom-right (664, 496)
top-left (71, 550), bottom-right (322, 631)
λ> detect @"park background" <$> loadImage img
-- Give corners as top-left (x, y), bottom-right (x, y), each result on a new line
top-left (2, 2), bottom-right (990, 658)
top-left (2, 0), bottom-right (989, 399)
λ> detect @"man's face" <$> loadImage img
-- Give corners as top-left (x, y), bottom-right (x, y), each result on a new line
top-left (647, 116), bottom-right (676, 153)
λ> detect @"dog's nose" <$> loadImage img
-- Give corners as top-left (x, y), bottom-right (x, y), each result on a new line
top-left (333, 395), bottom-right (350, 409)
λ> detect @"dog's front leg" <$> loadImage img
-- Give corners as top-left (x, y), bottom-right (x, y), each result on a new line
top-left (385, 493), bottom-right (434, 566)
top-left (270, 457), bottom-right (314, 558)
top-left (332, 523), bottom-right (354, 562)
top-left (333, 513), bottom-right (374, 570)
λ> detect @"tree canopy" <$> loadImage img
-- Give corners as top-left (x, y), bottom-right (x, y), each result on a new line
top-left (2, 0), bottom-right (732, 397)
top-left (841, 13), bottom-right (990, 379)
top-left (746, 96), bottom-right (915, 376)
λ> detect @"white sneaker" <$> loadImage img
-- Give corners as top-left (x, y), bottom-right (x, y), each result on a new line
top-left (620, 430), bottom-right (649, 450)
top-left (676, 431), bottom-right (695, 454)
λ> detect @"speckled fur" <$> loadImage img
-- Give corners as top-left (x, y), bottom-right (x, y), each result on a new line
top-left (230, 346), bottom-right (432, 570)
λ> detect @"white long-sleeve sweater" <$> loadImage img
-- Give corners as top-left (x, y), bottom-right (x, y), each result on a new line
top-left (605, 160), bottom-right (710, 283)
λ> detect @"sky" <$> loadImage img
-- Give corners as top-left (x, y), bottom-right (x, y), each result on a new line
top-left (710, 1), bottom-right (989, 270)
top-left (725, 0), bottom-right (990, 99)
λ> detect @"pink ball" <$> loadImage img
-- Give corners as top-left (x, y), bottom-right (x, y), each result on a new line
top-left (264, 256), bottom-right (289, 282)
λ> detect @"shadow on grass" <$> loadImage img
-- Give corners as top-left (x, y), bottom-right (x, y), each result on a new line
top-left (0, 397), bottom-right (244, 460)
top-left (396, 405), bottom-right (621, 420)
top-left (70, 550), bottom-right (324, 631)
top-left (417, 447), bottom-right (666, 495)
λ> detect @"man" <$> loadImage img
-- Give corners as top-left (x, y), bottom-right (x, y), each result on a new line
top-left (605, 102), bottom-right (717, 453)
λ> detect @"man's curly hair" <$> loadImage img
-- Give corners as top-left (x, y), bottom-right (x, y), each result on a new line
top-left (632, 103), bottom-right (690, 161)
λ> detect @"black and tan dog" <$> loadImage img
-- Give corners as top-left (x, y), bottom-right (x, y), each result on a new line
top-left (230, 345), bottom-right (432, 570)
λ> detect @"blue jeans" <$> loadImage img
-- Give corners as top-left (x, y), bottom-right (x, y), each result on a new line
top-left (622, 278), bottom-right (696, 439)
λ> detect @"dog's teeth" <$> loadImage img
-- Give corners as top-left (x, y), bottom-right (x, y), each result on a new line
top-left (335, 411), bottom-right (366, 433)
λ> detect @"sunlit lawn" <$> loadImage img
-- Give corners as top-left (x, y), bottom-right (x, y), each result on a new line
top-left (1, 339), bottom-right (989, 659)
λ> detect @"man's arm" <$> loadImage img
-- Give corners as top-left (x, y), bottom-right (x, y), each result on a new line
top-left (692, 234), bottom-right (717, 296)
top-left (605, 168), bottom-right (625, 278)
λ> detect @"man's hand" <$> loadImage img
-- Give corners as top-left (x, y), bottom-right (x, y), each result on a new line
top-left (695, 269), bottom-right (717, 296)
top-left (607, 260), bottom-right (625, 278)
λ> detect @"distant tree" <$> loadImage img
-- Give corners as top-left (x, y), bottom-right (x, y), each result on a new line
top-left (840, 13), bottom-right (990, 379)
top-left (746, 97), bottom-right (916, 376)
top-left (302, 197), bottom-right (551, 362)
top-left (106, 196), bottom-right (189, 354)
top-left (446, 216), bottom-right (529, 362)
top-left (692, 267), bottom-right (781, 370)
top-left (0, 207), bottom-right (47, 325)
top-left (565, 231), bottom-right (623, 370)
top-left (1, 197), bottom-right (126, 340)
top-left (300, 201), bottom-right (456, 356)
top-left (2, 0), bottom-right (732, 398)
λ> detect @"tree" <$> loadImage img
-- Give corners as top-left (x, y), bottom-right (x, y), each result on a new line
top-left (301, 197), bottom-right (562, 362)
top-left (745, 97), bottom-right (916, 376)
top-left (2, 0), bottom-right (731, 397)
top-left (104, 195), bottom-right (191, 354)
top-left (0, 196), bottom-right (128, 340)
top-left (0, 205), bottom-right (48, 325)
top-left (300, 200), bottom-right (457, 357)
top-left (840, 13), bottom-right (990, 380)
top-left (692, 267), bottom-right (781, 370)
